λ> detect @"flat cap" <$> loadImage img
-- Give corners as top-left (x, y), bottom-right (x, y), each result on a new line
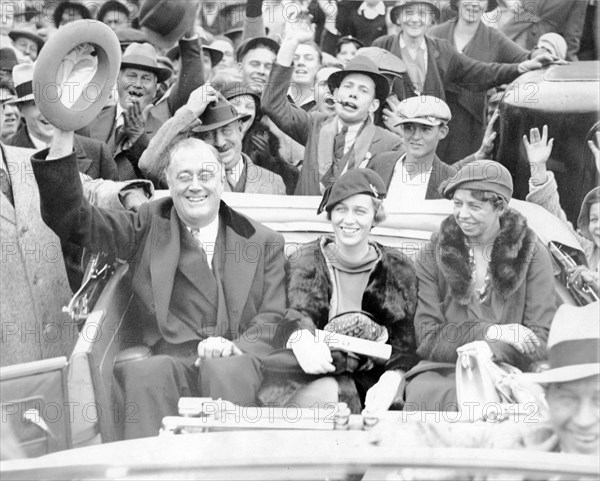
top-left (439, 160), bottom-right (513, 203)
top-left (396, 95), bottom-right (451, 126)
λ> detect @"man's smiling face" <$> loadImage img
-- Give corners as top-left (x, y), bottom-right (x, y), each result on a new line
top-left (334, 73), bottom-right (379, 125)
top-left (117, 67), bottom-right (157, 109)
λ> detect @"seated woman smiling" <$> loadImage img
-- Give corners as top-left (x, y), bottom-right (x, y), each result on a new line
top-left (404, 160), bottom-right (556, 411)
top-left (259, 170), bottom-right (419, 413)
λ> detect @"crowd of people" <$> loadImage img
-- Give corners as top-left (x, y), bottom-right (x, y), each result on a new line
top-left (0, 0), bottom-right (598, 460)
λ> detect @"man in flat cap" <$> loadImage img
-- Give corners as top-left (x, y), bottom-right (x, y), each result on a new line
top-left (367, 95), bottom-right (458, 208)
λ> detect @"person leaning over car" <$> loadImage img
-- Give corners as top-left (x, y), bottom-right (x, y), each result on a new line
top-left (403, 160), bottom-right (556, 411)
top-left (30, 127), bottom-right (286, 440)
top-left (0, 141), bottom-right (153, 367)
top-left (262, 18), bottom-right (402, 195)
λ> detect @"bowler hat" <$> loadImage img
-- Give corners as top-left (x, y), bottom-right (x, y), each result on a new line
top-left (139, 0), bottom-right (199, 49)
top-left (31, 20), bottom-right (121, 131)
top-left (522, 302), bottom-right (600, 384)
top-left (235, 37), bottom-right (280, 63)
top-left (192, 97), bottom-right (252, 133)
top-left (327, 56), bottom-right (390, 105)
top-left (439, 160), bottom-right (513, 203)
top-left (0, 48), bottom-right (18, 72)
top-left (390, 0), bottom-right (441, 25)
top-left (166, 44), bottom-right (224, 68)
top-left (53, 1), bottom-right (92, 28)
top-left (5, 63), bottom-right (35, 104)
top-left (356, 47), bottom-right (407, 78)
top-left (8, 26), bottom-right (45, 53)
top-left (396, 95), bottom-right (451, 126)
top-left (121, 42), bottom-right (172, 83)
top-left (97, 0), bottom-right (131, 23)
top-left (318, 169), bottom-right (387, 214)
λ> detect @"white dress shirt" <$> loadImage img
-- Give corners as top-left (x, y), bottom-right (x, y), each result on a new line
top-left (384, 154), bottom-right (433, 209)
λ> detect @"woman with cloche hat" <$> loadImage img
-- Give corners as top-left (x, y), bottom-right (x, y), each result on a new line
top-left (259, 169), bottom-right (419, 413)
top-left (403, 160), bottom-right (557, 410)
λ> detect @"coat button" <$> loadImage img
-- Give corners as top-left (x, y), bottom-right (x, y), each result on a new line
top-left (20, 225), bottom-right (29, 235)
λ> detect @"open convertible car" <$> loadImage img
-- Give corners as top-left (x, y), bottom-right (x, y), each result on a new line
top-left (1, 194), bottom-right (598, 480)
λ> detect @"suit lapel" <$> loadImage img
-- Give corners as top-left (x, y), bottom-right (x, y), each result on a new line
top-left (91, 105), bottom-right (117, 147)
top-left (73, 137), bottom-right (92, 174)
top-left (221, 217), bottom-right (257, 328)
top-left (351, 120), bottom-right (377, 170)
top-left (425, 156), bottom-right (444, 199)
top-left (150, 207), bottom-right (181, 327)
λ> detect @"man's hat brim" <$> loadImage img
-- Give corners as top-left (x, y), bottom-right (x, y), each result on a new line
top-left (521, 365), bottom-right (600, 385)
top-left (120, 59), bottom-right (172, 83)
top-left (8, 30), bottom-right (45, 51)
top-left (235, 37), bottom-right (280, 63)
top-left (166, 45), bottom-right (224, 67)
top-left (192, 112), bottom-right (252, 133)
top-left (327, 69), bottom-right (390, 104)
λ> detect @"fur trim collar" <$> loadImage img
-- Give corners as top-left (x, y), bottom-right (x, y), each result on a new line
top-left (434, 208), bottom-right (537, 303)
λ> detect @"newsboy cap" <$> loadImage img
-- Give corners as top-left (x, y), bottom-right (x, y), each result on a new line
top-left (439, 160), bottom-right (513, 203)
top-left (318, 169), bottom-right (387, 215)
top-left (396, 95), bottom-right (451, 126)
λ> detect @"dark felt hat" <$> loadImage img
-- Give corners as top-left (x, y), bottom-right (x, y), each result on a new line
top-left (138, 0), bottom-right (199, 49)
top-left (53, 1), bottom-right (92, 28)
top-left (166, 44), bottom-right (224, 67)
top-left (439, 160), bottom-right (513, 203)
top-left (327, 55), bottom-right (390, 104)
top-left (318, 169), bottom-right (387, 214)
top-left (97, 0), bottom-right (131, 22)
top-left (235, 36), bottom-right (280, 63)
top-left (192, 97), bottom-right (252, 133)
top-left (120, 42), bottom-right (172, 83)
top-left (0, 48), bottom-right (18, 72)
top-left (390, 0), bottom-right (441, 25)
top-left (8, 26), bottom-right (45, 53)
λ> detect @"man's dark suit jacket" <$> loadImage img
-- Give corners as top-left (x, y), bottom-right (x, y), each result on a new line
top-left (32, 151), bottom-right (286, 362)
top-left (262, 64), bottom-right (403, 195)
top-left (372, 33), bottom-right (522, 102)
top-left (7, 126), bottom-right (117, 180)
top-left (367, 153), bottom-right (457, 200)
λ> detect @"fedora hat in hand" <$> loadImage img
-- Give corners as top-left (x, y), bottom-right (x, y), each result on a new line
top-left (32, 20), bottom-right (121, 131)
top-left (327, 55), bottom-right (391, 105)
top-left (139, 0), bottom-right (199, 49)
top-left (192, 97), bottom-right (252, 133)
top-left (121, 42), bottom-right (172, 83)
top-left (522, 302), bottom-right (600, 384)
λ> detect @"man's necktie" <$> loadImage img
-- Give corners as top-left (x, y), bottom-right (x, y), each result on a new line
top-left (0, 165), bottom-right (14, 207)
top-left (332, 126), bottom-right (348, 179)
top-left (191, 228), bottom-right (212, 271)
top-left (225, 170), bottom-right (236, 192)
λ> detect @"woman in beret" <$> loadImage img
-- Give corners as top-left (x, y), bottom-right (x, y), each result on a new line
top-left (259, 169), bottom-right (419, 413)
top-left (404, 160), bottom-right (556, 410)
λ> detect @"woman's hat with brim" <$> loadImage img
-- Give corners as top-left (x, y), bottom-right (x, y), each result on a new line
top-left (31, 20), bottom-right (121, 131)
top-left (192, 97), bottom-right (252, 133)
top-left (53, 1), bottom-right (92, 28)
top-left (97, 0), bottom-right (131, 23)
top-left (390, 0), bottom-right (441, 26)
top-left (5, 63), bottom-right (35, 104)
top-left (8, 27), bottom-right (45, 53)
top-left (235, 37), bottom-right (280, 63)
top-left (439, 159), bottom-right (513, 203)
top-left (521, 302), bottom-right (600, 384)
top-left (577, 187), bottom-right (600, 241)
top-left (121, 42), bottom-right (172, 83)
top-left (317, 169), bottom-right (387, 215)
top-left (166, 44), bottom-right (224, 67)
top-left (327, 55), bottom-right (390, 105)
top-left (356, 47), bottom-right (407, 78)
top-left (139, 0), bottom-right (199, 49)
